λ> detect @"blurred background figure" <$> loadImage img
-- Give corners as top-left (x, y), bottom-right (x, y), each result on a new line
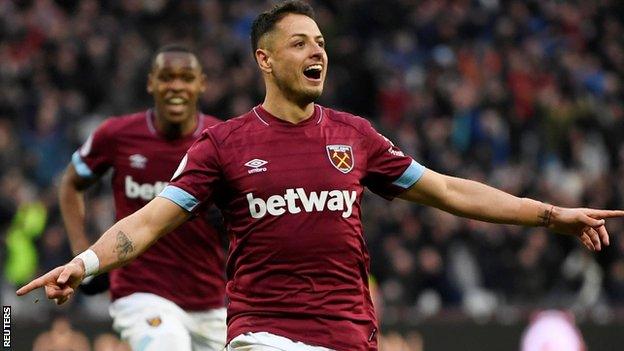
top-left (93, 333), bottom-right (131, 351)
top-left (379, 331), bottom-right (424, 351)
top-left (521, 310), bottom-right (586, 351)
top-left (32, 316), bottom-right (91, 351)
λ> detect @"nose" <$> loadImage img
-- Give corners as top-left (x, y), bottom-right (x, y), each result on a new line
top-left (168, 78), bottom-right (185, 91)
top-left (310, 42), bottom-right (324, 59)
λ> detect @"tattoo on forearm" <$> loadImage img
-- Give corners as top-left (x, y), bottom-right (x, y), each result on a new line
top-left (113, 231), bottom-right (134, 260)
top-left (539, 206), bottom-right (554, 227)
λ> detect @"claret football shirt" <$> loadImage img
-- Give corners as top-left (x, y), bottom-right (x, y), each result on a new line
top-left (73, 110), bottom-right (225, 310)
top-left (161, 105), bottom-right (424, 350)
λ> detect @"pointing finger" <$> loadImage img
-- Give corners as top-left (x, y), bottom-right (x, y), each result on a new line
top-left (17, 266), bottom-right (64, 297)
top-left (16, 277), bottom-right (47, 296)
top-left (587, 209), bottom-right (624, 219)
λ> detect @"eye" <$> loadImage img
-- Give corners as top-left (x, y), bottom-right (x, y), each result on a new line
top-left (317, 41), bottom-right (325, 48)
top-left (294, 41), bottom-right (305, 48)
top-left (158, 74), bottom-right (173, 82)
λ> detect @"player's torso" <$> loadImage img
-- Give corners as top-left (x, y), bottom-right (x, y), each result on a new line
top-left (105, 112), bottom-right (226, 309)
top-left (217, 106), bottom-right (371, 297)
top-left (109, 113), bottom-right (208, 216)
top-left (219, 106), bottom-right (378, 349)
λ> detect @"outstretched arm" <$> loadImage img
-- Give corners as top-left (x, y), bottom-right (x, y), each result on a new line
top-left (400, 169), bottom-right (624, 251)
top-left (16, 196), bottom-right (190, 303)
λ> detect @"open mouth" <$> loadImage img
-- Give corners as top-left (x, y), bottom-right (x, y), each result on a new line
top-left (303, 64), bottom-right (323, 80)
top-left (166, 97), bottom-right (187, 105)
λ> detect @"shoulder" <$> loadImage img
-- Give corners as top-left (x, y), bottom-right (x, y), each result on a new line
top-left (320, 105), bottom-right (376, 137)
top-left (203, 111), bottom-right (255, 144)
top-left (200, 113), bottom-right (222, 127)
top-left (97, 111), bottom-right (147, 135)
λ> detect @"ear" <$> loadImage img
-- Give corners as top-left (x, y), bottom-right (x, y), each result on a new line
top-left (146, 72), bottom-right (155, 94)
top-left (199, 73), bottom-right (207, 93)
top-left (256, 49), bottom-right (272, 74)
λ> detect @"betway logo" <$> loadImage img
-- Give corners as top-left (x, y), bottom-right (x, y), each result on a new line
top-left (125, 176), bottom-right (167, 200)
top-left (247, 188), bottom-right (357, 219)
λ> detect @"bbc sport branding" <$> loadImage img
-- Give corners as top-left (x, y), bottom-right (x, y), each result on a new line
top-left (125, 176), bottom-right (167, 200)
top-left (247, 188), bottom-right (357, 219)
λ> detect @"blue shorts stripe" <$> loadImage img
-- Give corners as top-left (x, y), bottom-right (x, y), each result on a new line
top-left (71, 151), bottom-right (95, 178)
top-left (392, 159), bottom-right (425, 189)
top-left (159, 185), bottom-right (200, 212)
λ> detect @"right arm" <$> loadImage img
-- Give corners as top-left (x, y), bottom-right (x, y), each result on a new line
top-left (90, 196), bottom-right (191, 272)
top-left (58, 164), bottom-right (99, 255)
top-left (16, 196), bottom-right (191, 303)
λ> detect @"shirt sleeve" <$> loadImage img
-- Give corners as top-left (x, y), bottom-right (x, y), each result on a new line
top-left (158, 131), bottom-right (222, 213)
top-left (361, 121), bottom-right (425, 199)
top-left (71, 120), bottom-right (115, 179)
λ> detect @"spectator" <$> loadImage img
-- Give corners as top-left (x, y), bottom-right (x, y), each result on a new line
top-left (32, 316), bottom-right (91, 351)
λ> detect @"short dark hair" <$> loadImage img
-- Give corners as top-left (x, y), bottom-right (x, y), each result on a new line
top-left (151, 44), bottom-right (199, 69)
top-left (250, 1), bottom-right (316, 57)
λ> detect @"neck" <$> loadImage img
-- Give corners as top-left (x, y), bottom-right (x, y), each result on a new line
top-left (262, 86), bottom-right (315, 124)
top-left (153, 108), bottom-right (198, 138)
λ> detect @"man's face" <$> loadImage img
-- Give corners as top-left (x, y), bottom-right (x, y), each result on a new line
top-left (261, 14), bottom-right (328, 104)
top-left (147, 52), bottom-right (206, 124)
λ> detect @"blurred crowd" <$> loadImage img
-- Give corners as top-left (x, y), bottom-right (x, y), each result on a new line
top-left (2, 0), bottom-right (624, 349)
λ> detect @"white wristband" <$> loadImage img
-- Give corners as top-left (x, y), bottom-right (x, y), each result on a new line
top-left (75, 249), bottom-right (100, 277)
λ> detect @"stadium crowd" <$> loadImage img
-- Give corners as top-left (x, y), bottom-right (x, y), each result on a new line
top-left (2, 0), bottom-right (624, 349)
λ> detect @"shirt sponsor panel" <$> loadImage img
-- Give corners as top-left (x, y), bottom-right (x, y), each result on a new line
top-left (246, 188), bottom-right (357, 219)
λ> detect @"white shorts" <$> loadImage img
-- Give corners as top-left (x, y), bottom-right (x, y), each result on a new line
top-left (109, 292), bottom-right (226, 351)
top-left (227, 332), bottom-right (335, 351)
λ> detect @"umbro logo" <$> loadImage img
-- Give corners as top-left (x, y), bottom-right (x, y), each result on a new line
top-left (245, 159), bottom-right (268, 174)
top-left (129, 154), bottom-right (147, 169)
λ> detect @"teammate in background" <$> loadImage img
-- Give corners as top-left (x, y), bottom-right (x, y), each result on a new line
top-left (57, 44), bottom-right (226, 351)
top-left (17, 2), bottom-right (624, 351)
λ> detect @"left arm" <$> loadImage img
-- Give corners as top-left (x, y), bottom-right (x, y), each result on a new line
top-left (399, 169), bottom-right (624, 251)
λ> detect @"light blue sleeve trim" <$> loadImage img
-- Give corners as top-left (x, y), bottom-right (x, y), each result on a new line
top-left (158, 185), bottom-right (200, 212)
top-left (392, 159), bottom-right (425, 189)
top-left (72, 151), bottom-right (95, 178)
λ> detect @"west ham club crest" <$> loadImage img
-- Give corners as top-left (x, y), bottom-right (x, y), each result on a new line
top-left (326, 145), bottom-right (354, 173)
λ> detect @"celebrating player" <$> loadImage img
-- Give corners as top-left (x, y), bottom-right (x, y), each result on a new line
top-left (57, 44), bottom-right (226, 351)
top-left (18, 2), bottom-right (624, 351)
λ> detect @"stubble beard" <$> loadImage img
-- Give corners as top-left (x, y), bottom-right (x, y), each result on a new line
top-left (273, 68), bottom-right (323, 106)
top-left (277, 78), bottom-right (322, 107)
